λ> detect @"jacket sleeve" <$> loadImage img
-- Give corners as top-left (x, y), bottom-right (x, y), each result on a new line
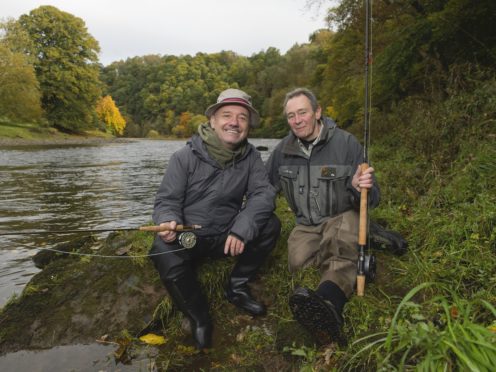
top-left (152, 150), bottom-right (188, 225)
top-left (265, 148), bottom-right (282, 193)
top-left (229, 151), bottom-right (277, 243)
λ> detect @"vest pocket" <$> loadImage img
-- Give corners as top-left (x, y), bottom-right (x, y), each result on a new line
top-left (278, 167), bottom-right (300, 215)
top-left (313, 165), bottom-right (352, 217)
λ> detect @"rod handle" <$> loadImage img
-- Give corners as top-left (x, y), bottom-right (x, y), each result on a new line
top-left (358, 163), bottom-right (369, 246)
top-left (139, 224), bottom-right (199, 232)
top-left (357, 274), bottom-right (365, 297)
top-left (357, 162), bottom-right (369, 296)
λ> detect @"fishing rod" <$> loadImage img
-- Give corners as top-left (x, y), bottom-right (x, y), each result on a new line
top-left (0, 223), bottom-right (202, 250)
top-left (357, 0), bottom-right (376, 297)
top-left (0, 223), bottom-right (202, 236)
top-left (0, 223), bottom-right (202, 258)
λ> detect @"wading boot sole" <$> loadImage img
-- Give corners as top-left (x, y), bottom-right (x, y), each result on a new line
top-left (289, 288), bottom-right (346, 346)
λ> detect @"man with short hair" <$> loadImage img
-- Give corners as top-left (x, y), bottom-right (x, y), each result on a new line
top-left (266, 87), bottom-right (379, 344)
top-left (150, 88), bottom-right (280, 350)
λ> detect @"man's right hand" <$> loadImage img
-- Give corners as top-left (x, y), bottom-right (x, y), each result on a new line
top-left (158, 221), bottom-right (177, 242)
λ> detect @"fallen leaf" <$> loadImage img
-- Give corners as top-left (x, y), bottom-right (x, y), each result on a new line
top-left (113, 338), bottom-right (131, 362)
top-left (139, 333), bottom-right (167, 345)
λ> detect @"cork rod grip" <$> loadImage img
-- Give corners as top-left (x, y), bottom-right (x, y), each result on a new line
top-left (358, 163), bottom-right (369, 246)
top-left (356, 275), bottom-right (365, 297)
top-left (139, 223), bottom-right (189, 232)
top-left (357, 162), bottom-right (369, 297)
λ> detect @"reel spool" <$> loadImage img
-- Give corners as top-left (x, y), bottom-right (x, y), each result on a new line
top-left (178, 231), bottom-right (197, 249)
top-left (363, 253), bottom-right (376, 282)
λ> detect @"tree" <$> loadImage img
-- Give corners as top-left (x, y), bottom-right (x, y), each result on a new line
top-left (95, 95), bottom-right (126, 135)
top-left (172, 112), bottom-right (192, 137)
top-left (0, 44), bottom-right (42, 122)
top-left (17, 6), bottom-right (101, 132)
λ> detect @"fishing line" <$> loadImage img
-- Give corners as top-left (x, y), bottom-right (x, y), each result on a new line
top-left (0, 223), bottom-right (201, 236)
top-left (0, 228), bottom-right (140, 236)
top-left (1, 225), bottom-right (199, 258)
top-left (12, 241), bottom-right (188, 259)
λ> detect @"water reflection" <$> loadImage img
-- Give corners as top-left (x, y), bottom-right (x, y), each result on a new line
top-left (0, 138), bottom-right (278, 306)
top-left (0, 343), bottom-right (153, 371)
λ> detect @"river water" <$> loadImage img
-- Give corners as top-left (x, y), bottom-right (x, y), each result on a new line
top-left (0, 138), bottom-right (278, 308)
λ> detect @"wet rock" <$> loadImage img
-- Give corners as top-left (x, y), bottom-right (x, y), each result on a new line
top-left (0, 231), bottom-right (166, 355)
top-left (32, 236), bottom-right (97, 269)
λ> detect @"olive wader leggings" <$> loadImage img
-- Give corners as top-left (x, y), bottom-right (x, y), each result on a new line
top-left (287, 210), bottom-right (359, 298)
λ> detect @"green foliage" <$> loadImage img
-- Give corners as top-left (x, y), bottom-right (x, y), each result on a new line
top-left (0, 20), bottom-right (43, 123)
top-left (283, 343), bottom-right (323, 371)
top-left (101, 53), bottom-right (238, 135)
top-left (17, 5), bottom-right (101, 132)
top-left (0, 44), bottom-right (43, 122)
top-left (100, 44), bottom-right (320, 138)
top-left (320, 0), bottom-right (496, 127)
top-left (345, 284), bottom-right (496, 371)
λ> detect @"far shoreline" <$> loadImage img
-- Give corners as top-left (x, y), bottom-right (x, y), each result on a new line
top-left (0, 137), bottom-right (138, 147)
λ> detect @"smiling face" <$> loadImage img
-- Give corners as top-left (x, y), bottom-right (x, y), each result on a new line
top-left (285, 94), bottom-right (322, 141)
top-left (210, 104), bottom-right (250, 150)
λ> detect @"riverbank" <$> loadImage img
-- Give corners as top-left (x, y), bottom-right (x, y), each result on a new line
top-left (0, 120), bottom-right (134, 147)
top-left (0, 204), bottom-right (314, 370)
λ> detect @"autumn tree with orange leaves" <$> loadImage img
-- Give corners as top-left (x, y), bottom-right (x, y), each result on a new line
top-left (95, 95), bottom-right (126, 135)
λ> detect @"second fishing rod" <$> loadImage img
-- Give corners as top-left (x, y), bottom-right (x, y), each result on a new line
top-left (356, 0), bottom-right (377, 297)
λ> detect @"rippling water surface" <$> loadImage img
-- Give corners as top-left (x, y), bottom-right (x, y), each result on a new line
top-left (0, 138), bottom-right (278, 307)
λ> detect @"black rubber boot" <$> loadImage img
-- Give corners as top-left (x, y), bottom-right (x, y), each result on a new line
top-left (289, 286), bottom-right (346, 346)
top-left (163, 272), bottom-right (212, 350)
top-left (225, 277), bottom-right (266, 316)
top-left (224, 244), bottom-right (268, 316)
top-left (225, 215), bottom-right (280, 316)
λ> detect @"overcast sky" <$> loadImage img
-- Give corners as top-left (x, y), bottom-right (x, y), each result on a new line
top-left (1, 0), bottom-right (331, 65)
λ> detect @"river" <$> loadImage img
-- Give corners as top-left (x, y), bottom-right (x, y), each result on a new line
top-left (0, 138), bottom-right (279, 308)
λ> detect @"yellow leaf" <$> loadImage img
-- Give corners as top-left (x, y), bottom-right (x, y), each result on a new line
top-left (139, 333), bottom-right (167, 345)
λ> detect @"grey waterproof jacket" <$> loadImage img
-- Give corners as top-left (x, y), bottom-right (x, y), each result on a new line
top-left (266, 117), bottom-right (380, 226)
top-left (153, 134), bottom-right (276, 242)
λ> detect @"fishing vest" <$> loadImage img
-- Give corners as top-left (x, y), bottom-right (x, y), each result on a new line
top-left (278, 163), bottom-right (354, 225)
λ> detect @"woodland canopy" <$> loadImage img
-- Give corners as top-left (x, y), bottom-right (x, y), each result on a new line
top-left (1, 1), bottom-right (493, 138)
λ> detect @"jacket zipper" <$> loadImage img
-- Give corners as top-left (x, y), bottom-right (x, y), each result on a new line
top-left (306, 156), bottom-right (315, 225)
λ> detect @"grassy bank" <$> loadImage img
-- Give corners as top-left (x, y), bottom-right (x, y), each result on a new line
top-left (0, 119), bottom-right (114, 141)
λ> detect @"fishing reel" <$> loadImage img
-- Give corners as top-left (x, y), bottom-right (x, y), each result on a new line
top-left (178, 231), bottom-right (197, 249)
top-left (358, 251), bottom-right (377, 282)
top-left (363, 253), bottom-right (376, 282)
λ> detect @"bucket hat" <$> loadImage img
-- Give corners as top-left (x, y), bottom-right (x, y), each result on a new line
top-left (205, 88), bottom-right (260, 128)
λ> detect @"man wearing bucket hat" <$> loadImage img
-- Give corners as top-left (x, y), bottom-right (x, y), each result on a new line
top-left (149, 88), bottom-right (281, 350)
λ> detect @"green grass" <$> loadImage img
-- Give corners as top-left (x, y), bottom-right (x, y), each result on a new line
top-left (0, 119), bottom-right (114, 140)
top-left (0, 120), bottom-right (54, 139)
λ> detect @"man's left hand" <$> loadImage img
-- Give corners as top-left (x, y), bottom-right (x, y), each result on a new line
top-left (352, 165), bottom-right (375, 192)
top-left (224, 234), bottom-right (245, 256)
